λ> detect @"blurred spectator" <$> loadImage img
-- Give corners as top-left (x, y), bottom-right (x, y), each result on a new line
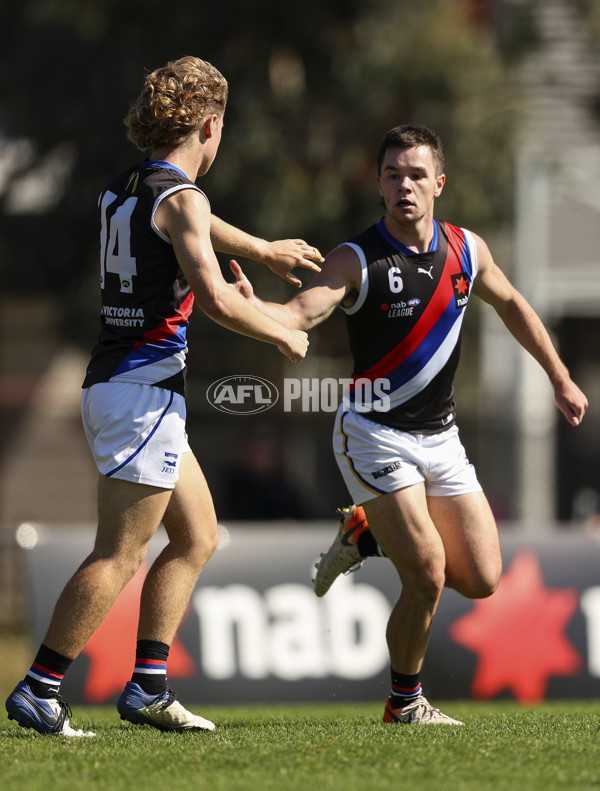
top-left (573, 487), bottom-right (600, 535)
top-left (217, 422), bottom-right (314, 520)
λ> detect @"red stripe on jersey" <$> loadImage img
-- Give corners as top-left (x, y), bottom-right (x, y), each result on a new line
top-left (133, 292), bottom-right (195, 350)
top-left (350, 224), bottom-right (466, 387)
top-left (444, 222), bottom-right (470, 270)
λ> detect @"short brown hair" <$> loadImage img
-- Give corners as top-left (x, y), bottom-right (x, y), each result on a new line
top-left (377, 125), bottom-right (444, 176)
top-left (125, 56), bottom-right (228, 151)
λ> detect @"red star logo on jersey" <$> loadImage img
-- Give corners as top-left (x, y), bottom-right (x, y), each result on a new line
top-left (381, 303), bottom-right (390, 311)
top-left (453, 275), bottom-right (469, 295)
top-left (451, 273), bottom-right (471, 308)
top-left (81, 563), bottom-right (196, 703)
top-left (449, 552), bottom-right (582, 702)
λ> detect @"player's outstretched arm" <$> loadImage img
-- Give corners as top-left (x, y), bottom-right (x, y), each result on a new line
top-left (210, 214), bottom-right (323, 287)
top-left (158, 189), bottom-right (309, 363)
top-left (228, 243), bottom-right (362, 332)
top-left (472, 235), bottom-right (588, 426)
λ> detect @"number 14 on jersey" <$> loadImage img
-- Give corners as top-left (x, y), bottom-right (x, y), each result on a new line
top-left (99, 191), bottom-right (138, 293)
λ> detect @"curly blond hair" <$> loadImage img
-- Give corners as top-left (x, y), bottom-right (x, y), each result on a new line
top-left (125, 56), bottom-right (228, 151)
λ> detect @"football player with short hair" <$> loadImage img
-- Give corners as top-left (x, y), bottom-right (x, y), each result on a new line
top-left (232, 124), bottom-right (588, 725)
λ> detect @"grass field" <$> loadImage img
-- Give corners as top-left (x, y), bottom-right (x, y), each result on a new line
top-left (2, 700), bottom-right (600, 791)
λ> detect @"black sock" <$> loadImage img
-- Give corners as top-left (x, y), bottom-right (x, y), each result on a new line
top-left (390, 668), bottom-right (422, 708)
top-left (357, 530), bottom-right (387, 558)
top-left (25, 644), bottom-right (73, 698)
top-left (131, 639), bottom-right (170, 696)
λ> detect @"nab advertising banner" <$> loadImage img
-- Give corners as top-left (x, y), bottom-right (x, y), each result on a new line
top-left (17, 522), bottom-right (600, 705)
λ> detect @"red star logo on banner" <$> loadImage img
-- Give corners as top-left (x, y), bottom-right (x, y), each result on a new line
top-left (81, 563), bottom-right (196, 703)
top-left (449, 551), bottom-right (582, 702)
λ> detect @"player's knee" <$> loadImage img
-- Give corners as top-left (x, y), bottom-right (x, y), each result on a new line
top-left (425, 568), bottom-right (447, 604)
top-left (403, 564), bottom-right (446, 610)
top-left (201, 523), bottom-right (219, 560)
top-left (121, 544), bottom-right (150, 578)
top-left (451, 564), bottom-right (501, 599)
top-left (479, 567), bottom-right (502, 598)
top-left (463, 579), bottom-right (497, 599)
top-left (87, 544), bottom-right (147, 583)
top-left (176, 521), bottom-right (219, 570)
top-left (480, 557), bottom-right (502, 597)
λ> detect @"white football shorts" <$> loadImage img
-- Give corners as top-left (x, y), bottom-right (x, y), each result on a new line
top-left (81, 382), bottom-right (191, 489)
top-left (333, 405), bottom-right (482, 504)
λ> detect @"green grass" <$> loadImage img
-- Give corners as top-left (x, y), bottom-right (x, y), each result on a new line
top-left (2, 701), bottom-right (600, 791)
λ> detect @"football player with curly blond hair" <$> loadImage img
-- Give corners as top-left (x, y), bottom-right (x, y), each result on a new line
top-left (5, 55), bottom-right (322, 737)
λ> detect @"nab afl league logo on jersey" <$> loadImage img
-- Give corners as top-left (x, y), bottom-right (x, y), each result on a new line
top-left (451, 273), bottom-right (471, 309)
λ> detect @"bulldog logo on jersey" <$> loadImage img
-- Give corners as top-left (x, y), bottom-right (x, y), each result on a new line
top-left (451, 273), bottom-right (471, 309)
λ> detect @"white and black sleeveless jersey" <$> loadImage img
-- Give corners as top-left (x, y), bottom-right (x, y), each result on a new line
top-left (341, 218), bottom-right (478, 433)
top-left (83, 160), bottom-right (206, 396)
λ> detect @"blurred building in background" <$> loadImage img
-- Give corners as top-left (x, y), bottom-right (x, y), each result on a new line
top-left (479, 0), bottom-right (600, 525)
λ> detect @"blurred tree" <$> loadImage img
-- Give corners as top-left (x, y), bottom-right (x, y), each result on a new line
top-left (574, 0), bottom-right (600, 43)
top-left (572, 0), bottom-right (600, 123)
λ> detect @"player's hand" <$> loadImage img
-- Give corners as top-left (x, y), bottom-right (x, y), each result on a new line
top-left (228, 259), bottom-right (255, 300)
top-left (554, 378), bottom-right (588, 426)
top-left (263, 239), bottom-right (324, 287)
top-left (278, 328), bottom-right (309, 363)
